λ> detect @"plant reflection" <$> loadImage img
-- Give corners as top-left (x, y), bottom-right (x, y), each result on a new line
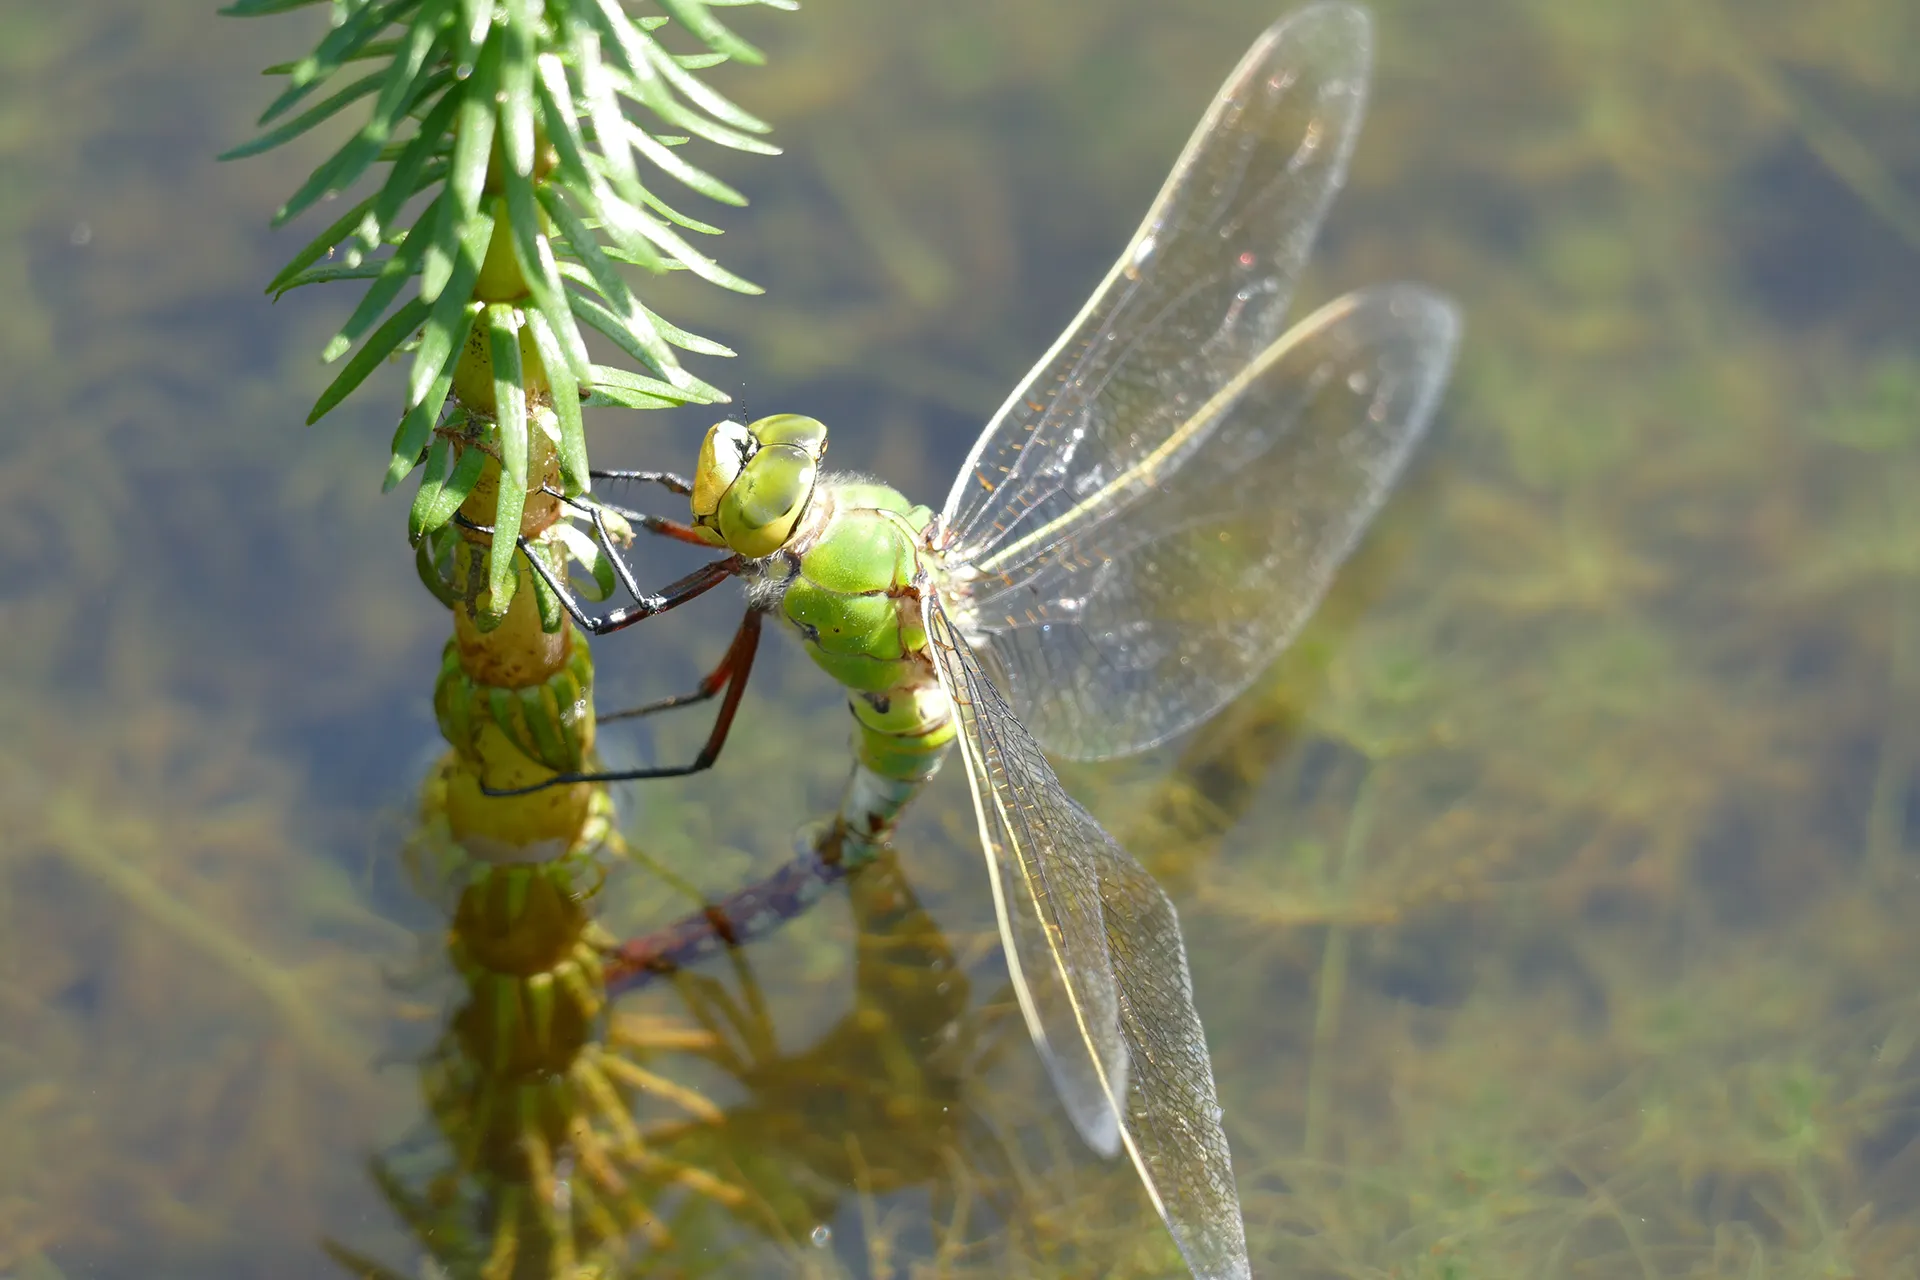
top-left (333, 829), bottom-right (1187, 1279)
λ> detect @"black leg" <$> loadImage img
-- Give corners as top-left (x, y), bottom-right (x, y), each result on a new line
top-left (457, 511), bottom-right (744, 638)
top-left (481, 609), bottom-right (764, 797)
top-left (540, 484), bottom-right (714, 548)
top-left (591, 468), bottom-right (692, 496)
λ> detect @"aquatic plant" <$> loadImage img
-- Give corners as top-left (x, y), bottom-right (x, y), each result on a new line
top-left (220, 0), bottom-right (791, 1271)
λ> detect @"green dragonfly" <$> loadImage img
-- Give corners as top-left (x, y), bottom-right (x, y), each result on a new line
top-left (492, 4), bottom-right (1458, 1274)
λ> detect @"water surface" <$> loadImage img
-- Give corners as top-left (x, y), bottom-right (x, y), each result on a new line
top-left (4, 0), bottom-right (1920, 1275)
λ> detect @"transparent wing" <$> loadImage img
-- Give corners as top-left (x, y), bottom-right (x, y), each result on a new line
top-left (954, 284), bottom-right (1460, 759)
top-left (927, 596), bottom-right (1249, 1280)
top-left (944, 1), bottom-right (1371, 562)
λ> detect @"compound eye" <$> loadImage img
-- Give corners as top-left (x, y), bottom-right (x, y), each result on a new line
top-left (691, 420), bottom-right (756, 522)
top-left (748, 414), bottom-right (828, 462)
top-left (718, 444), bottom-right (818, 558)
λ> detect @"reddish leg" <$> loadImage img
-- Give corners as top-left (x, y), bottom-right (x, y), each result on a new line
top-left (480, 609), bottom-right (764, 796)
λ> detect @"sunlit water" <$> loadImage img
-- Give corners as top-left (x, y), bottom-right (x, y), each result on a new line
top-left (4, 0), bottom-right (1920, 1276)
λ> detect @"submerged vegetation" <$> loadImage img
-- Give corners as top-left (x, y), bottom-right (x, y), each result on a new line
top-left (1, 0), bottom-right (1919, 1276)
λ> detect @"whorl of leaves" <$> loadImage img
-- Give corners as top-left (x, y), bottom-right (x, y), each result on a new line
top-left (225, 0), bottom-right (788, 614)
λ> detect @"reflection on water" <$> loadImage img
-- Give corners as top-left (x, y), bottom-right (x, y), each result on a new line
top-left (338, 835), bottom-right (1184, 1277)
top-left (4, 0), bottom-right (1920, 1276)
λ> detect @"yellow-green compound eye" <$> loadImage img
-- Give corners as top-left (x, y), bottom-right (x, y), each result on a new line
top-left (692, 420), bottom-right (756, 524)
top-left (717, 444), bottom-right (819, 557)
top-left (748, 413), bottom-right (828, 461)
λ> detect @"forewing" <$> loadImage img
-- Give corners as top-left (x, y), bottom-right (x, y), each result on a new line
top-left (927, 596), bottom-right (1249, 1280)
top-left (944, 2), bottom-right (1371, 561)
top-left (961, 284), bottom-right (1461, 759)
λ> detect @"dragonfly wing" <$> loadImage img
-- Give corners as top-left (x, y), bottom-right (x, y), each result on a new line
top-left (928, 595), bottom-right (1249, 1280)
top-left (958, 284), bottom-right (1460, 759)
top-left (943, 2), bottom-right (1371, 571)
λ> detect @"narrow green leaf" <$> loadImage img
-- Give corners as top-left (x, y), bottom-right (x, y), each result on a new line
top-left (594, 242), bottom-right (682, 271)
top-left (638, 189), bottom-right (723, 235)
top-left (274, 262), bottom-right (393, 293)
top-left (499, 0), bottom-right (538, 176)
top-left (582, 0), bottom-right (651, 83)
top-left (263, 39), bottom-right (402, 75)
top-left (224, 0), bottom-right (330, 15)
top-left (524, 308), bottom-right (587, 494)
top-left (560, 266), bottom-right (680, 383)
top-left (604, 46), bottom-right (778, 156)
top-left (527, 560), bottom-right (565, 635)
top-left (324, 192), bottom-right (443, 362)
top-left (532, 53), bottom-right (592, 182)
top-left (569, 292), bottom-right (723, 397)
top-left (571, 26), bottom-right (646, 212)
top-left (557, 184), bottom-right (668, 273)
top-left (220, 70), bottom-right (383, 160)
top-left (554, 523), bottom-right (616, 601)
top-left (640, 301), bottom-right (735, 357)
top-left (265, 153), bottom-right (444, 296)
top-left (501, 179), bottom-right (589, 385)
top-left (357, 90), bottom-right (458, 250)
top-left (654, 0), bottom-right (764, 66)
top-left (264, 190), bottom-right (380, 295)
top-left (414, 521), bottom-right (462, 606)
top-left (416, 532), bottom-right (463, 607)
top-left (548, 259), bottom-right (731, 365)
top-left (584, 364), bottom-right (688, 410)
top-left (272, 1), bottom-right (449, 226)
top-left (533, 53), bottom-right (659, 271)
top-left (487, 305), bottom-right (529, 612)
top-left (307, 295), bottom-right (431, 424)
top-left (412, 439), bottom-right (487, 536)
top-left (627, 120), bottom-right (745, 205)
top-left (387, 307), bottom-right (473, 490)
top-left (422, 30), bottom-right (497, 300)
top-left (410, 212), bottom-right (490, 406)
top-left (601, 196), bottom-right (761, 294)
top-left (259, 0), bottom-right (410, 126)
top-left (455, 0), bottom-right (491, 69)
top-left (633, 19), bottom-right (769, 134)
top-left (407, 435), bottom-right (453, 536)
top-left (538, 185), bottom-right (657, 317)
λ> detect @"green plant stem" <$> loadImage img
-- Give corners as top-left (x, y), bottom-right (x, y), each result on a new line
top-left (1302, 762), bottom-right (1378, 1167)
top-left (1693, 0), bottom-right (1920, 256)
top-left (1866, 486), bottom-right (1919, 880)
top-left (44, 792), bottom-right (365, 1082)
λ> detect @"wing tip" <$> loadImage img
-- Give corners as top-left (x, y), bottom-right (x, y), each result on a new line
top-left (1384, 282), bottom-right (1465, 355)
top-left (1263, 1), bottom-right (1374, 64)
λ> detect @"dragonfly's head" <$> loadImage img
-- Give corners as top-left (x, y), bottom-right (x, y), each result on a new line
top-left (690, 414), bottom-right (829, 557)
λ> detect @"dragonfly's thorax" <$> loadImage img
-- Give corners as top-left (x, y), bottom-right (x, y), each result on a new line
top-left (758, 475), bottom-right (938, 696)
top-left (743, 474), bottom-right (957, 825)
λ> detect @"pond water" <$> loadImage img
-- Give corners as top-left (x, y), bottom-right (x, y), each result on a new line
top-left (4, 0), bottom-right (1920, 1276)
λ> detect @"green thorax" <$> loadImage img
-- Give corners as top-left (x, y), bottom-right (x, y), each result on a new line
top-left (773, 478), bottom-right (936, 694)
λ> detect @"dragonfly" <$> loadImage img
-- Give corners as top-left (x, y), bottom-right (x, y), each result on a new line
top-left (485, 4), bottom-right (1459, 1275)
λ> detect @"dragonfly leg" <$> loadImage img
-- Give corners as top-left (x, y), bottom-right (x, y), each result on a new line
top-left (538, 484), bottom-right (712, 549)
top-left (479, 609), bottom-right (763, 796)
top-left (602, 606), bottom-right (760, 724)
top-left (590, 467), bottom-right (692, 497)
top-left (457, 511), bottom-right (743, 638)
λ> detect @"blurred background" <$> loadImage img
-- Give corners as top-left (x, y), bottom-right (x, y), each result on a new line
top-left (3, 0), bottom-right (1920, 1275)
